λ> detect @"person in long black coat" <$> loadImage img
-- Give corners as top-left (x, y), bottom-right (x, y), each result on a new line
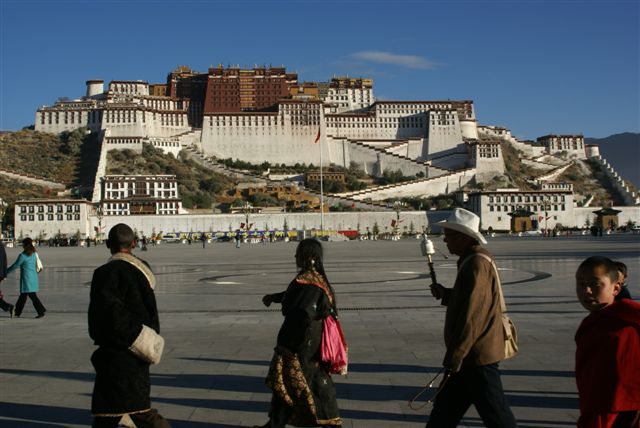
top-left (0, 241), bottom-right (15, 316)
top-left (88, 223), bottom-right (170, 428)
top-left (257, 238), bottom-right (342, 428)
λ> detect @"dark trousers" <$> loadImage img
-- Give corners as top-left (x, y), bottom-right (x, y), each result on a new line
top-left (426, 363), bottom-right (517, 428)
top-left (0, 298), bottom-right (13, 312)
top-left (92, 409), bottom-right (171, 428)
top-left (14, 292), bottom-right (46, 317)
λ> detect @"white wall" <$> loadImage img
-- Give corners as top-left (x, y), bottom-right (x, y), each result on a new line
top-left (340, 169), bottom-right (476, 201)
top-left (90, 211), bottom-right (429, 238)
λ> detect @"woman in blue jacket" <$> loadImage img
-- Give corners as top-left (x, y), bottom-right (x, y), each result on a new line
top-left (7, 238), bottom-right (46, 318)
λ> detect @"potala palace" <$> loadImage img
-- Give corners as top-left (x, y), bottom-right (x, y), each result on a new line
top-left (13, 64), bottom-right (638, 239)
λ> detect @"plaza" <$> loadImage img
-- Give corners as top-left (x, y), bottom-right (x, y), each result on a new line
top-left (0, 234), bottom-right (638, 427)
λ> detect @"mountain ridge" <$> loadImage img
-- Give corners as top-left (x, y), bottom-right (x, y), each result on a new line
top-left (585, 132), bottom-right (639, 188)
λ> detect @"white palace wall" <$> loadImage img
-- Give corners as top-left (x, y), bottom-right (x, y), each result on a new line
top-left (201, 120), bottom-right (328, 165)
top-left (91, 211), bottom-right (429, 238)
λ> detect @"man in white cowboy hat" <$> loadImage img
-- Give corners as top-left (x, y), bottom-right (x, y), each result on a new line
top-left (427, 208), bottom-right (517, 428)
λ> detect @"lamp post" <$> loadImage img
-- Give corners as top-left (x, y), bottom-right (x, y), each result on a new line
top-left (543, 195), bottom-right (551, 237)
top-left (96, 205), bottom-right (104, 243)
top-left (393, 200), bottom-right (405, 240)
top-left (0, 198), bottom-right (6, 239)
top-left (242, 201), bottom-right (252, 238)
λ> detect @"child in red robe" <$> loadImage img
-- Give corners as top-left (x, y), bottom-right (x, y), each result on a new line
top-left (575, 256), bottom-right (640, 428)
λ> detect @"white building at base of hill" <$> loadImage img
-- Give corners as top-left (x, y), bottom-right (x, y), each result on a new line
top-left (14, 199), bottom-right (95, 240)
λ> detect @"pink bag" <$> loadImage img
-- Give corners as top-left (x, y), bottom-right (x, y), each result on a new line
top-left (321, 315), bottom-right (348, 375)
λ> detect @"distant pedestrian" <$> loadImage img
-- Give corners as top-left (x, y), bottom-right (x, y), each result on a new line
top-left (201, 233), bottom-right (207, 249)
top-left (0, 241), bottom-right (15, 317)
top-left (88, 223), bottom-right (170, 428)
top-left (7, 238), bottom-right (46, 318)
top-left (235, 230), bottom-right (242, 248)
top-left (427, 208), bottom-right (516, 428)
top-left (575, 256), bottom-right (640, 428)
top-left (614, 261), bottom-right (632, 301)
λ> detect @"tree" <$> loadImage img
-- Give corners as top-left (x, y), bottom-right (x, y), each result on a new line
top-left (372, 222), bottom-right (380, 236)
top-left (250, 192), bottom-right (278, 207)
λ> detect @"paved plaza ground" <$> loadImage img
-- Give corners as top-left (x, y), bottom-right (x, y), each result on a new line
top-left (1, 234), bottom-right (638, 427)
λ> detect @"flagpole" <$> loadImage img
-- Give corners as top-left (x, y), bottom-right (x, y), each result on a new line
top-left (319, 130), bottom-right (324, 233)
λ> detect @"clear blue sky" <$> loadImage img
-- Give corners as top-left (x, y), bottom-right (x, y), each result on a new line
top-left (1, 0), bottom-right (638, 140)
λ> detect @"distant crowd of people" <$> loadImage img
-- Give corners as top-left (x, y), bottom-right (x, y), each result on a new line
top-left (1, 209), bottom-right (638, 428)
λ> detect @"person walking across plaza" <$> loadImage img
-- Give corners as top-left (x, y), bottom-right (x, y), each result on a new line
top-left (427, 208), bottom-right (517, 428)
top-left (575, 256), bottom-right (640, 428)
top-left (0, 241), bottom-right (15, 317)
top-left (235, 229), bottom-right (242, 248)
top-left (256, 238), bottom-right (343, 428)
top-left (7, 238), bottom-right (46, 318)
top-left (88, 223), bottom-right (171, 428)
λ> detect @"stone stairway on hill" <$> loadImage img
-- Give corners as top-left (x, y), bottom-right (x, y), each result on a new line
top-left (590, 156), bottom-right (640, 205)
top-left (335, 167), bottom-right (476, 201)
top-left (534, 161), bottom-right (574, 184)
top-left (0, 168), bottom-right (67, 190)
top-left (182, 148), bottom-right (390, 211)
top-left (176, 129), bottom-right (202, 148)
top-left (348, 139), bottom-right (432, 177)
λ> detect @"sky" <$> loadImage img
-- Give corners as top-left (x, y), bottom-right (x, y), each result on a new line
top-left (0, 0), bottom-right (638, 140)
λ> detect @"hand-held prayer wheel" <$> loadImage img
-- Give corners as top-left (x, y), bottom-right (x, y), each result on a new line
top-left (420, 235), bottom-right (438, 285)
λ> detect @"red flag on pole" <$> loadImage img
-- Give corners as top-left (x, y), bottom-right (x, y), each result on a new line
top-left (314, 128), bottom-right (321, 144)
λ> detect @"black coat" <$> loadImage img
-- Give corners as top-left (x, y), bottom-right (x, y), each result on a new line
top-left (88, 258), bottom-right (160, 416)
top-left (268, 270), bottom-right (341, 426)
top-left (0, 242), bottom-right (7, 279)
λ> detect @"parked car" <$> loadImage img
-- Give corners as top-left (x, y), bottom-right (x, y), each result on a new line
top-left (161, 234), bottom-right (181, 243)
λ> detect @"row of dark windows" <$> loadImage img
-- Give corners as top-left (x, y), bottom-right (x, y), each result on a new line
top-left (20, 205), bottom-right (80, 214)
top-left (21, 214), bottom-right (80, 221)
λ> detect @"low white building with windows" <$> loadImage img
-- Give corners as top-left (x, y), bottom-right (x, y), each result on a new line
top-left (14, 199), bottom-right (95, 240)
top-left (467, 188), bottom-right (575, 231)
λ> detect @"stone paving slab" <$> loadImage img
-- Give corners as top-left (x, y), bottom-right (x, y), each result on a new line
top-left (0, 234), bottom-right (638, 427)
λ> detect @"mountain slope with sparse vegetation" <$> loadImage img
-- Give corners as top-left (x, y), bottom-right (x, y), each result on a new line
top-left (106, 144), bottom-right (236, 209)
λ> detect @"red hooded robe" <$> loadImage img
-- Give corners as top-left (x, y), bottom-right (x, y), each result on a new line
top-left (575, 299), bottom-right (640, 426)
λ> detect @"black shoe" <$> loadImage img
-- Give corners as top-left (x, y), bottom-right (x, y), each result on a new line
top-left (35, 313), bottom-right (45, 319)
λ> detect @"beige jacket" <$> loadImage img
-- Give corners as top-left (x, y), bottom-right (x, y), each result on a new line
top-left (441, 245), bottom-right (505, 372)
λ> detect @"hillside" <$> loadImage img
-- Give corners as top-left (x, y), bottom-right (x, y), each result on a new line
top-left (585, 132), bottom-right (639, 187)
top-left (0, 128), bottom-right (100, 191)
top-left (106, 144), bottom-right (235, 209)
